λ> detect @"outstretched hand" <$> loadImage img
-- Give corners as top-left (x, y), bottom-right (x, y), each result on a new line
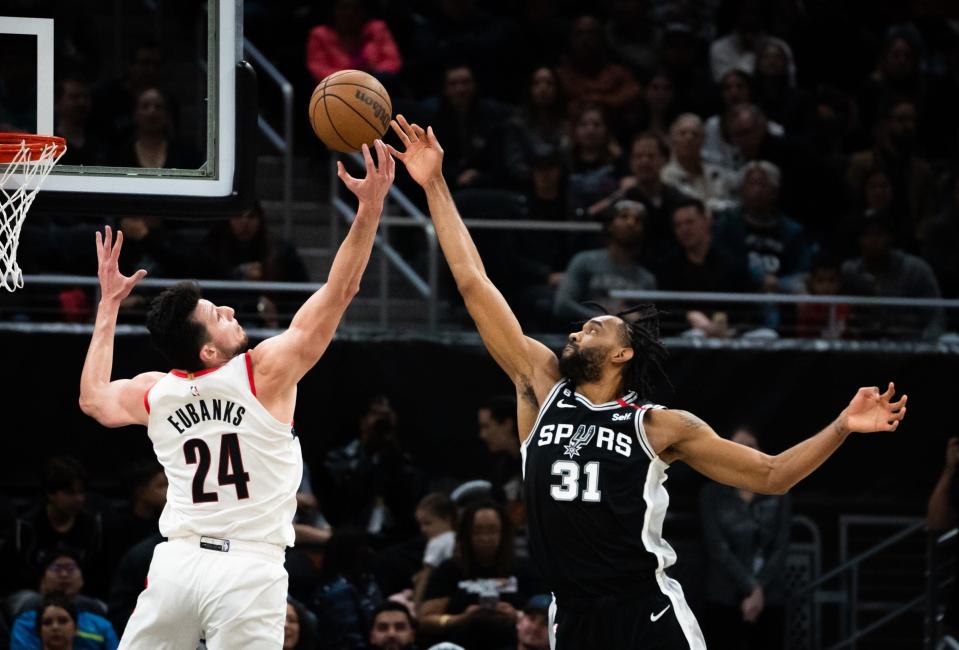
top-left (841, 383), bottom-right (907, 434)
top-left (337, 139), bottom-right (395, 206)
top-left (96, 226), bottom-right (147, 306)
top-left (387, 114), bottom-right (444, 187)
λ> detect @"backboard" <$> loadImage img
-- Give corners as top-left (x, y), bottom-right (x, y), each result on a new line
top-left (0, 0), bottom-right (255, 217)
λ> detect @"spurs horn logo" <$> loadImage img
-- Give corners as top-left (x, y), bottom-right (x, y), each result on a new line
top-left (564, 424), bottom-right (597, 459)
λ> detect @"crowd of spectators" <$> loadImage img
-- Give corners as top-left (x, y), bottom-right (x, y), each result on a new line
top-left (0, 397), bottom-right (794, 649)
top-left (13, 1), bottom-right (959, 340)
top-left (290, 0), bottom-right (959, 340)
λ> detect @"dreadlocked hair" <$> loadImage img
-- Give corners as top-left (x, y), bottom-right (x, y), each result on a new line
top-left (581, 302), bottom-right (671, 399)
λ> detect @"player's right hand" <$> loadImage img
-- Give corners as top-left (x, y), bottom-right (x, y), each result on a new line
top-left (336, 139), bottom-right (395, 207)
top-left (388, 114), bottom-right (444, 187)
top-left (95, 226), bottom-right (147, 305)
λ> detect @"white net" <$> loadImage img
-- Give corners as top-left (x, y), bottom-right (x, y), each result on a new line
top-left (0, 137), bottom-right (65, 291)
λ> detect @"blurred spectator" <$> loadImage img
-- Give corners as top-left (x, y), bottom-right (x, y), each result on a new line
top-left (90, 42), bottom-right (164, 140)
top-left (413, 494), bottom-right (457, 608)
top-left (313, 527), bottom-right (384, 650)
top-left (594, 133), bottom-right (688, 246)
top-left (105, 534), bottom-right (162, 637)
top-left (203, 201), bottom-right (309, 326)
top-left (847, 98), bottom-right (936, 249)
top-left (9, 549), bottom-right (117, 650)
top-left (406, 0), bottom-right (520, 100)
top-left (369, 601), bottom-right (417, 650)
top-left (661, 113), bottom-right (735, 212)
top-left (493, 594), bottom-right (550, 650)
top-left (752, 39), bottom-right (808, 134)
top-left (420, 502), bottom-right (539, 648)
top-left (305, 0), bottom-right (402, 83)
top-left (840, 211), bottom-right (944, 339)
top-left (702, 71), bottom-right (784, 171)
top-left (555, 15), bottom-right (641, 120)
top-left (477, 397), bottom-right (523, 529)
top-left (502, 67), bottom-right (570, 189)
top-left (796, 251), bottom-right (849, 339)
top-left (927, 437), bottom-right (959, 634)
top-left (23, 593), bottom-right (78, 650)
top-left (320, 395), bottom-right (424, 544)
top-left (17, 457), bottom-right (103, 593)
top-left (54, 73), bottom-right (102, 166)
top-left (293, 462), bottom-right (333, 545)
top-left (714, 161), bottom-right (812, 296)
top-left (107, 87), bottom-right (201, 169)
top-left (657, 198), bottom-right (755, 336)
top-left (205, 201), bottom-right (308, 283)
top-left (427, 63), bottom-right (512, 190)
top-left (554, 200), bottom-right (656, 323)
top-left (284, 597), bottom-right (318, 650)
top-left (659, 22), bottom-right (715, 116)
top-left (856, 29), bottom-right (925, 139)
top-left (603, 0), bottom-right (658, 78)
top-left (113, 215), bottom-right (209, 314)
top-left (104, 461), bottom-right (165, 567)
top-left (635, 69), bottom-right (679, 138)
top-left (700, 428), bottom-right (791, 650)
top-left (565, 105), bottom-right (624, 218)
top-left (725, 104), bottom-right (823, 226)
top-left (709, 0), bottom-right (792, 82)
top-left (920, 170), bottom-right (959, 299)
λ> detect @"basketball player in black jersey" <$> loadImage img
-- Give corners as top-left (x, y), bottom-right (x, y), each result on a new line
top-left (388, 116), bottom-right (907, 650)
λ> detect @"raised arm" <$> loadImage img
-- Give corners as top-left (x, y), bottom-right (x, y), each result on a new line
top-left (388, 116), bottom-right (559, 411)
top-left (79, 227), bottom-right (164, 428)
top-left (251, 141), bottom-right (393, 389)
top-left (648, 383), bottom-right (907, 494)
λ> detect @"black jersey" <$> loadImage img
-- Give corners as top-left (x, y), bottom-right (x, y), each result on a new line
top-left (522, 379), bottom-right (677, 602)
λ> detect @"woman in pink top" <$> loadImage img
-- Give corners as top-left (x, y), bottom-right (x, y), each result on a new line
top-left (306, 0), bottom-right (402, 82)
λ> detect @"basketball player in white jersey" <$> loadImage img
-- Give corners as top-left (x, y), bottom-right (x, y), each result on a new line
top-left (387, 116), bottom-right (907, 649)
top-left (78, 141), bottom-right (395, 649)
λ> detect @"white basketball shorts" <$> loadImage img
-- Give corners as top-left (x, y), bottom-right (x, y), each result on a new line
top-left (119, 536), bottom-right (288, 650)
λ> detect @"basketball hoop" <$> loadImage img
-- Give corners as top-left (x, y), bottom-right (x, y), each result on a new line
top-left (0, 134), bottom-right (66, 291)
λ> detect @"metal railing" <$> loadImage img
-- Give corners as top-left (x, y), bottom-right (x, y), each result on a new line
top-left (790, 516), bottom-right (927, 650)
top-left (927, 527), bottom-right (958, 649)
top-left (244, 38), bottom-right (293, 239)
top-left (331, 153), bottom-right (440, 331)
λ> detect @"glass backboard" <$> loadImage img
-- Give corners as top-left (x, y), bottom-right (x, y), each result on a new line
top-left (0, 0), bottom-right (255, 216)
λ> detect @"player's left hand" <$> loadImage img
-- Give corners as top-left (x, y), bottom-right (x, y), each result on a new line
top-left (96, 226), bottom-right (147, 306)
top-left (337, 139), bottom-right (395, 207)
top-left (841, 382), bottom-right (907, 434)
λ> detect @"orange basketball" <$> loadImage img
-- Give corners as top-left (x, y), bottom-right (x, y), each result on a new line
top-left (309, 70), bottom-right (392, 153)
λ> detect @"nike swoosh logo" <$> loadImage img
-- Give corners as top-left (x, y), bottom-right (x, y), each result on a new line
top-left (557, 399), bottom-right (576, 409)
top-left (650, 604), bottom-right (671, 622)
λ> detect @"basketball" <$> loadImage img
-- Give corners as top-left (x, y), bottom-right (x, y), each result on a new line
top-left (309, 70), bottom-right (392, 153)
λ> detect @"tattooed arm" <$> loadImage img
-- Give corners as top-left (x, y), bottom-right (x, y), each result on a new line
top-left (646, 384), bottom-right (906, 494)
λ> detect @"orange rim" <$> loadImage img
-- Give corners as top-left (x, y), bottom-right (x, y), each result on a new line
top-left (0, 134), bottom-right (67, 164)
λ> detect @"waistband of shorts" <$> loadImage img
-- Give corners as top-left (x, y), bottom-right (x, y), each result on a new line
top-left (553, 578), bottom-right (660, 612)
top-left (168, 535), bottom-right (286, 562)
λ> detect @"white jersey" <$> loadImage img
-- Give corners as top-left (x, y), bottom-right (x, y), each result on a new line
top-left (145, 352), bottom-right (302, 547)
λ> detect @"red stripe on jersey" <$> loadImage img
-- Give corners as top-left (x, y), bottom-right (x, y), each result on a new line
top-left (245, 351), bottom-right (257, 396)
top-left (143, 382), bottom-right (157, 414)
top-left (617, 398), bottom-right (639, 410)
top-left (171, 366), bottom-right (223, 379)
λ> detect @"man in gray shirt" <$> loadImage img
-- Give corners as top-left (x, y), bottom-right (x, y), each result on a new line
top-left (553, 200), bottom-right (657, 323)
top-left (841, 211), bottom-right (943, 339)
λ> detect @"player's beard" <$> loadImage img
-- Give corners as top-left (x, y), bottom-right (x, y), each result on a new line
top-left (559, 344), bottom-right (606, 385)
